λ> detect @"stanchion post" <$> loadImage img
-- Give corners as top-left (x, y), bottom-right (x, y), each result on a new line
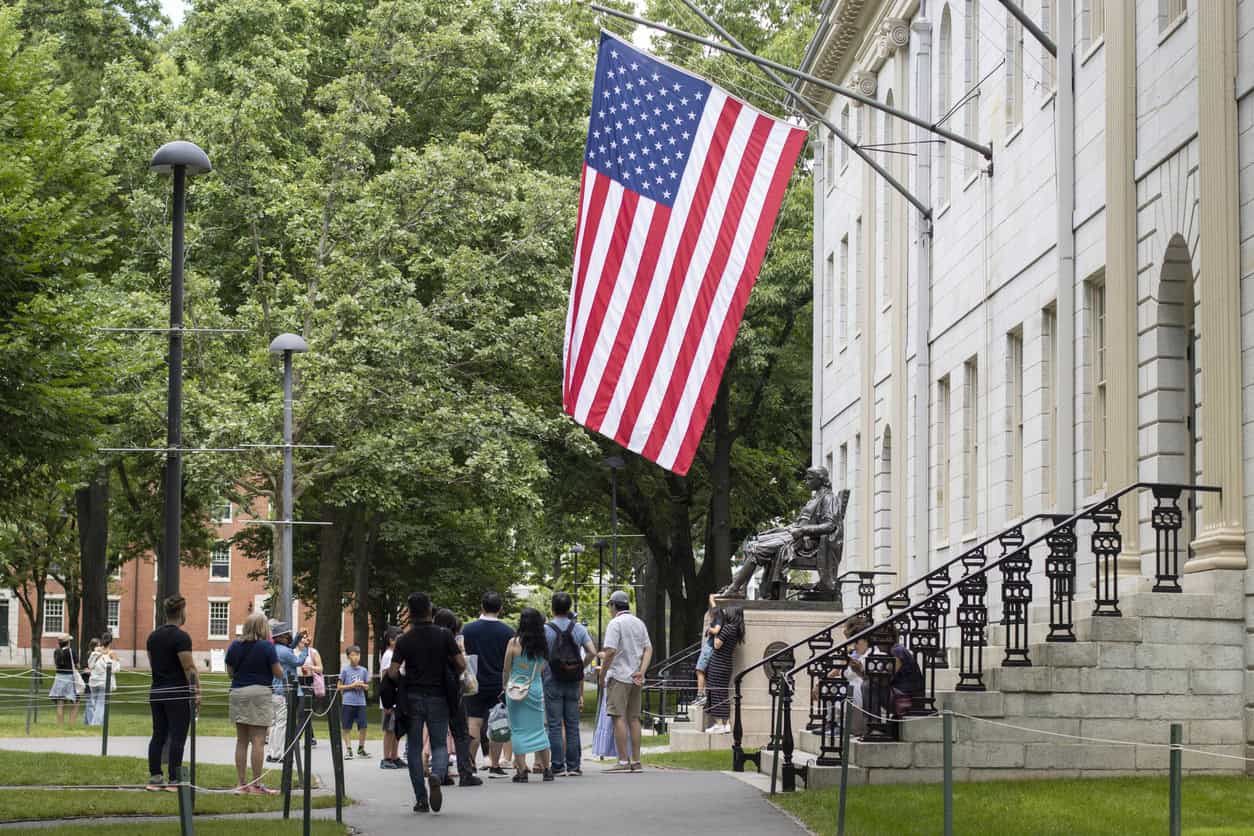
top-left (328, 694), bottom-right (345, 824)
top-left (943, 710), bottom-right (954, 836)
top-left (1169, 722), bottom-right (1182, 836)
top-left (302, 696), bottom-right (313, 836)
top-left (101, 664), bottom-right (112, 756)
top-left (837, 698), bottom-right (851, 836)
top-left (177, 765), bottom-right (195, 836)
top-left (282, 679), bottom-right (298, 819)
top-left (189, 697), bottom-right (197, 808)
top-left (26, 669), bottom-right (35, 734)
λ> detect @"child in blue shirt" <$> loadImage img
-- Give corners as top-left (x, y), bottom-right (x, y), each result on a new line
top-left (338, 645), bottom-right (370, 758)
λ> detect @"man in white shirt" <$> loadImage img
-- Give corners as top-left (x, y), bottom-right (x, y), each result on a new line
top-left (598, 590), bottom-right (652, 773)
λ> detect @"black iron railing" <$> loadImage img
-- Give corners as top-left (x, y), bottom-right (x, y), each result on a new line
top-left (767, 481), bottom-right (1218, 791)
top-left (730, 513), bottom-right (1063, 772)
top-left (640, 640), bottom-right (704, 731)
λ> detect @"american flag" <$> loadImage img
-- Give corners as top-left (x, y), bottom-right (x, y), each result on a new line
top-left (563, 31), bottom-right (807, 475)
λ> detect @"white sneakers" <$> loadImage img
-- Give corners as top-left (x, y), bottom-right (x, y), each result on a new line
top-left (705, 722), bottom-right (730, 734)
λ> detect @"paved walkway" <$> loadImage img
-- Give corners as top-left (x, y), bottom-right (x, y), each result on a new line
top-left (0, 737), bottom-right (804, 836)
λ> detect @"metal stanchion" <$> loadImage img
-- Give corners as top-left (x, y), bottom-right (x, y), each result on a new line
top-left (302, 696), bottom-right (313, 836)
top-left (837, 699), bottom-right (851, 836)
top-left (189, 697), bottom-right (197, 808)
top-left (943, 710), bottom-right (954, 836)
top-left (327, 695), bottom-right (345, 824)
top-left (177, 765), bottom-right (195, 836)
top-left (1169, 723), bottom-right (1182, 836)
top-left (25, 669), bottom-right (35, 734)
top-left (282, 679), bottom-right (298, 820)
top-left (101, 664), bottom-right (112, 756)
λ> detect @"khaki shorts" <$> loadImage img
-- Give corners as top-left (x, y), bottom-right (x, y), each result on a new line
top-left (605, 678), bottom-right (642, 719)
top-left (230, 684), bottom-right (275, 728)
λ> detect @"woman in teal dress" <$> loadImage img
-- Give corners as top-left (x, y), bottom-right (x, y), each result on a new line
top-left (502, 607), bottom-right (552, 782)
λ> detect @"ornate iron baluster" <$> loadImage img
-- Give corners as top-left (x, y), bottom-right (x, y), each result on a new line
top-left (810, 650), bottom-right (850, 766)
top-left (996, 526), bottom-right (1031, 666)
top-left (954, 546), bottom-right (988, 690)
top-left (1091, 498), bottom-right (1123, 617)
top-left (1046, 521), bottom-right (1077, 641)
top-left (909, 598), bottom-right (943, 714)
top-left (779, 674), bottom-right (798, 791)
top-left (860, 624), bottom-right (898, 741)
top-left (858, 573), bottom-right (876, 609)
top-left (1151, 486), bottom-right (1185, 593)
top-left (925, 566), bottom-right (952, 669)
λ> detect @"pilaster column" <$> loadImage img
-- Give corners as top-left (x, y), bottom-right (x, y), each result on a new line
top-left (860, 100), bottom-right (877, 576)
top-left (1187, 0), bottom-right (1246, 571)
top-left (1103, 0), bottom-right (1139, 573)
top-left (890, 35), bottom-right (909, 583)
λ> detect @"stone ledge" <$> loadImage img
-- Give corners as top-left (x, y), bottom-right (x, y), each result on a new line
top-left (913, 741), bottom-right (1026, 769)
top-left (1136, 694), bottom-right (1243, 720)
top-left (1024, 742), bottom-right (1137, 770)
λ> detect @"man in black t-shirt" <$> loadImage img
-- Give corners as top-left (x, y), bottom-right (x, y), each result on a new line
top-left (387, 592), bottom-right (465, 815)
top-left (145, 595), bottom-right (199, 791)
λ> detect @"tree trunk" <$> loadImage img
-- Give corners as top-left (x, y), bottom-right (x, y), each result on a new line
top-left (640, 552), bottom-right (667, 661)
top-left (76, 471), bottom-right (110, 660)
top-left (708, 378), bottom-right (734, 589)
top-left (313, 504), bottom-right (348, 678)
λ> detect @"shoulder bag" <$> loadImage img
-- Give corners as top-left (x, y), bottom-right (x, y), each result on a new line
top-left (505, 656), bottom-right (538, 703)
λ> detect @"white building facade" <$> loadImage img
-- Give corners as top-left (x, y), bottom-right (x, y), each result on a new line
top-left (803, 0), bottom-right (1253, 767)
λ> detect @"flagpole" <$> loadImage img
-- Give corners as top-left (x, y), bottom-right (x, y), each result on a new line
top-left (673, 0), bottom-right (932, 221)
top-left (587, 3), bottom-right (993, 162)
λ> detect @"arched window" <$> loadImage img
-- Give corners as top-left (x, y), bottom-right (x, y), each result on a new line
top-left (1005, 11), bottom-right (1024, 132)
top-left (938, 5), bottom-right (952, 205)
top-left (963, 0), bottom-right (981, 174)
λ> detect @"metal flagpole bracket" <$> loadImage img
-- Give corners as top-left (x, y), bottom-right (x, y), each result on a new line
top-left (239, 443), bottom-right (337, 450)
top-left (587, 3), bottom-right (993, 161)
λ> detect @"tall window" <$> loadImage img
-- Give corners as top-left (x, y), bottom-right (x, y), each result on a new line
top-left (963, 0), bottom-right (981, 174)
top-left (839, 105), bottom-right (850, 169)
top-left (1159, 0), bottom-right (1185, 31)
top-left (878, 96), bottom-right (892, 308)
top-left (209, 600), bottom-right (230, 640)
top-left (937, 375), bottom-right (952, 539)
top-left (854, 217), bottom-right (863, 332)
top-left (106, 599), bottom-right (120, 635)
top-left (1088, 278), bottom-right (1107, 490)
top-left (938, 5), bottom-right (953, 205)
top-left (839, 236), bottom-right (850, 347)
top-left (852, 433), bottom-right (862, 564)
top-left (1042, 305), bottom-right (1058, 506)
top-left (824, 253), bottom-right (835, 364)
top-left (1006, 14), bottom-right (1024, 132)
top-left (1007, 329), bottom-right (1025, 517)
top-left (44, 598), bottom-right (64, 635)
top-left (210, 542), bottom-right (231, 580)
top-left (838, 442), bottom-right (849, 491)
top-left (964, 356), bottom-right (980, 533)
top-left (0, 599), bottom-right (9, 646)
top-left (1083, 0), bottom-right (1105, 49)
top-left (1042, 0), bottom-right (1057, 90)
top-left (215, 500), bottom-right (232, 523)
top-left (824, 131), bottom-right (836, 189)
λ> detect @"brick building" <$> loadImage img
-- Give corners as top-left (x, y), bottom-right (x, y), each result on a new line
top-left (0, 498), bottom-right (366, 671)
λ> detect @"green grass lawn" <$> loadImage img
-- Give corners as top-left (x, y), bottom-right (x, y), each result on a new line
top-left (0, 668), bottom-right (389, 740)
top-left (1, 823), bottom-right (348, 836)
top-left (642, 749), bottom-right (730, 771)
top-left (0, 747), bottom-right (343, 823)
top-left (773, 775), bottom-right (1254, 836)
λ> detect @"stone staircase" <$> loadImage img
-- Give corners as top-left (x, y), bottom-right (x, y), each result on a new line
top-left (752, 578), bottom-right (1248, 787)
top-left (664, 575), bottom-right (1246, 785)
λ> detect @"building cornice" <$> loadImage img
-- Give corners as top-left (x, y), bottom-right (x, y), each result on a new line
top-left (799, 0), bottom-right (917, 114)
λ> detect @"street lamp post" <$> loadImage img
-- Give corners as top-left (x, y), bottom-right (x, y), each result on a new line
top-left (149, 140), bottom-right (211, 604)
top-left (269, 333), bottom-right (309, 624)
top-left (570, 542), bottom-right (586, 616)
top-left (594, 538), bottom-right (608, 708)
top-left (604, 456), bottom-right (624, 582)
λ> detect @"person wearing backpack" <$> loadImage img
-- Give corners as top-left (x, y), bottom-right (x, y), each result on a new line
top-left (543, 592), bottom-right (596, 777)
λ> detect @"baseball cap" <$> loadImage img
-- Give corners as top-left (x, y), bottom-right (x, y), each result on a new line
top-left (608, 590), bottom-right (630, 606)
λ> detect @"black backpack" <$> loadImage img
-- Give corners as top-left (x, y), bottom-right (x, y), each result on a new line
top-left (548, 621), bottom-right (584, 682)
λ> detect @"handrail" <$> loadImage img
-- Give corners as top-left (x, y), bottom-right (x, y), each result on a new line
top-left (729, 511), bottom-right (1061, 766)
top-left (762, 481), bottom-right (1218, 788)
top-left (780, 481), bottom-right (1218, 683)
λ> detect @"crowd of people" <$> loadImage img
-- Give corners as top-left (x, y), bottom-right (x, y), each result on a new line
top-left (131, 585), bottom-right (654, 814)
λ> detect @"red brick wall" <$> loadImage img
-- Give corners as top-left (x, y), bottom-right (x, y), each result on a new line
top-left (10, 498), bottom-right (369, 670)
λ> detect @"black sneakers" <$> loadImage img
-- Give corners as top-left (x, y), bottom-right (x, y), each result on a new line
top-left (413, 799), bottom-right (429, 813)
top-left (488, 766), bottom-right (508, 778)
top-left (459, 774), bottom-right (484, 787)
top-left (427, 776), bottom-right (443, 812)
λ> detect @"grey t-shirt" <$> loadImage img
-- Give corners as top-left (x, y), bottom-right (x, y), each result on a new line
top-left (602, 612), bottom-right (651, 685)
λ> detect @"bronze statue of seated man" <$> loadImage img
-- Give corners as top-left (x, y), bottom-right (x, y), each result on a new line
top-left (720, 465), bottom-right (842, 600)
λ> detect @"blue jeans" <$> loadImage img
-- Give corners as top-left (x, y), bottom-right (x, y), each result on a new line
top-left (86, 688), bottom-right (106, 726)
top-left (544, 678), bottom-right (582, 772)
top-left (404, 692), bottom-right (449, 802)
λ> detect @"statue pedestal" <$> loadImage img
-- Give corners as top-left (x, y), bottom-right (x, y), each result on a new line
top-left (711, 600), bottom-right (845, 748)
